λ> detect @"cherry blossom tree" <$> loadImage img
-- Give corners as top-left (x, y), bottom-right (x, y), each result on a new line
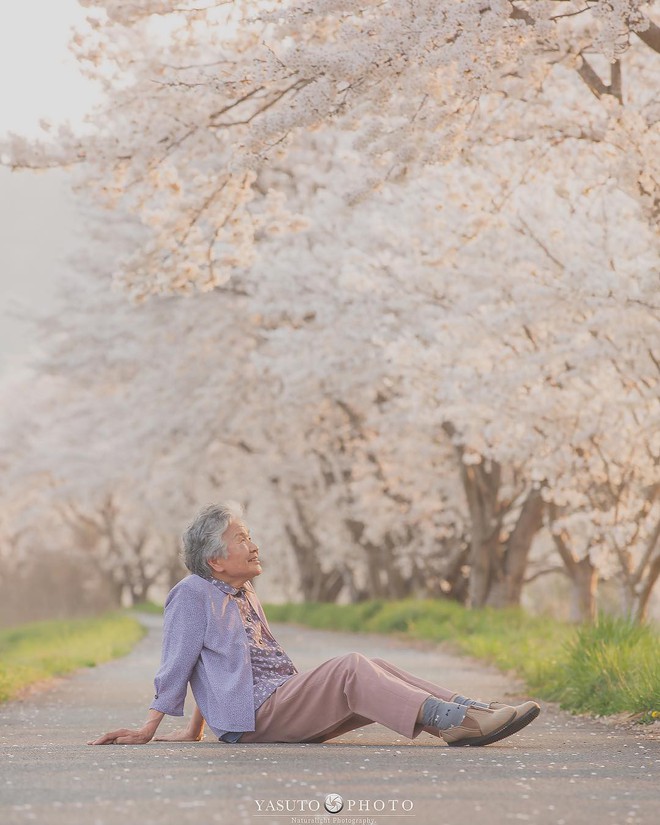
top-left (2, 1), bottom-right (658, 295)
top-left (374, 157), bottom-right (659, 616)
top-left (0, 193), bottom-right (474, 607)
top-left (242, 124), bottom-right (659, 614)
top-left (2, 157), bottom-right (657, 616)
top-left (1, 1), bottom-right (657, 621)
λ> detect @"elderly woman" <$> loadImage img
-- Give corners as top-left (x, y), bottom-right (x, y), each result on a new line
top-left (89, 503), bottom-right (539, 747)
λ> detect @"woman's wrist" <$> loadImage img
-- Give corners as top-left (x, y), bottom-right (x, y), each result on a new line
top-left (187, 720), bottom-right (205, 738)
top-left (141, 710), bottom-right (165, 739)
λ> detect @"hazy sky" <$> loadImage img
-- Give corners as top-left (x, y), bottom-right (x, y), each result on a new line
top-left (0, 1), bottom-right (98, 377)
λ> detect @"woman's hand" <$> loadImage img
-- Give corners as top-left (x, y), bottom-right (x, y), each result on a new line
top-left (87, 726), bottom-right (154, 745)
top-left (153, 726), bottom-right (205, 742)
top-left (88, 710), bottom-right (164, 745)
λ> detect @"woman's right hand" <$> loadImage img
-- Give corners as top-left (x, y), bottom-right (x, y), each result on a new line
top-left (87, 727), bottom-right (154, 745)
top-left (88, 709), bottom-right (164, 745)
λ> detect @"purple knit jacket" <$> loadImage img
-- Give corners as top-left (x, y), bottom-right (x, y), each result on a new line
top-left (149, 574), bottom-right (294, 739)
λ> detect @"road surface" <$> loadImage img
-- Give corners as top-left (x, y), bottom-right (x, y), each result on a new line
top-left (1, 612), bottom-right (658, 825)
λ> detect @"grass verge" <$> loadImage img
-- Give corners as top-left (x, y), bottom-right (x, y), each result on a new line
top-left (130, 601), bottom-right (165, 615)
top-left (264, 600), bottom-right (660, 720)
top-left (0, 612), bottom-right (146, 704)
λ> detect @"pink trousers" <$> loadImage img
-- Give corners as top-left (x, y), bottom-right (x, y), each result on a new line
top-left (239, 653), bottom-right (456, 744)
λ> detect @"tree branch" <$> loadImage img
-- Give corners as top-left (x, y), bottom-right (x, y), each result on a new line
top-left (576, 54), bottom-right (610, 99)
top-left (635, 19), bottom-right (660, 54)
top-left (524, 565), bottom-right (568, 584)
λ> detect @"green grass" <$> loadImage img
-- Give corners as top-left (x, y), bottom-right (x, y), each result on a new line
top-left (264, 599), bottom-right (660, 720)
top-left (130, 600), bottom-right (166, 615)
top-left (0, 612), bottom-right (146, 704)
top-left (541, 614), bottom-right (660, 718)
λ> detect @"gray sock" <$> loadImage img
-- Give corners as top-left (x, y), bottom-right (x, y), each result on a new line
top-left (420, 697), bottom-right (467, 731)
top-left (452, 693), bottom-right (490, 710)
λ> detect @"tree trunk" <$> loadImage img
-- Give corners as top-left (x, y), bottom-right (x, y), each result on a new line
top-left (443, 420), bottom-right (543, 608)
top-left (486, 488), bottom-right (545, 608)
top-left (284, 522), bottom-right (326, 601)
top-left (634, 555), bottom-right (660, 623)
top-left (460, 459), bottom-right (502, 607)
top-left (568, 556), bottom-right (598, 623)
top-left (631, 512), bottom-right (660, 623)
top-left (436, 537), bottom-right (470, 603)
top-left (549, 507), bottom-right (599, 623)
top-left (345, 519), bottom-right (415, 599)
top-left (284, 494), bottom-right (346, 602)
top-left (166, 541), bottom-right (188, 589)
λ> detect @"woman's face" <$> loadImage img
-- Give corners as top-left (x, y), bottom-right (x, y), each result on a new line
top-left (208, 520), bottom-right (261, 586)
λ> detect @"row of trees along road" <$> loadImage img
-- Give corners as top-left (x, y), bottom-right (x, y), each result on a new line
top-left (0, 1), bottom-right (658, 623)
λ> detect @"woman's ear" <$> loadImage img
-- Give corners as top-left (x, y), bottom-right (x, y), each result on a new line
top-left (207, 557), bottom-right (224, 576)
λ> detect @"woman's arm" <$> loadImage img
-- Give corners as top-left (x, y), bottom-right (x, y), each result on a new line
top-left (88, 582), bottom-right (207, 745)
top-left (150, 586), bottom-right (207, 717)
top-left (87, 709), bottom-right (165, 745)
top-left (153, 702), bottom-right (206, 742)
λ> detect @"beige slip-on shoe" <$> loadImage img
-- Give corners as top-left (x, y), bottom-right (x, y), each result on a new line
top-left (475, 700), bottom-right (541, 745)
top-left (441, 705), bottom-right (516, 747)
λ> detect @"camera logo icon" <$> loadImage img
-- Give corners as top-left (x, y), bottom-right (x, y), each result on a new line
top-left (324, 793), bottom-right (344, 813)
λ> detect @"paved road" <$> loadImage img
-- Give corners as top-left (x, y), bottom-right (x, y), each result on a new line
top-left (1, 613), bottom-right (658, 825)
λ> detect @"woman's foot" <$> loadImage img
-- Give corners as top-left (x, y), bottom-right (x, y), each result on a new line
top-left (441, 705), bottom-right (516, 746)
top-left (477, 700), bottom-right (540, 744)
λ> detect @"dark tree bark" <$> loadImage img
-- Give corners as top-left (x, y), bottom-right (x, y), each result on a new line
top-left (631, 511), bottom-right (660, 623)
top-left (458, 457), bottom-right (502, 607)
top-left (442, 422), bottom-right (544, 609)
top-left (345, 519), bottom-right (416, 600)
top-left (284, 494), bottom-right (346, 602)
top-left (59, 495), bottom-right (166, 606)
top-left (547, 503), bottom-right (600, 623)
top-left (442, 541), bottom-right (471, 603)
top-left (486, 488), bottom-right (545, 608)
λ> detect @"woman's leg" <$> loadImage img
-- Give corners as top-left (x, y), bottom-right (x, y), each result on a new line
top-left (369, 658), bottom-right (539, 744)
top-left (369, 658), bottom-right (459, 701)
top-left (367, 657), bottom-right (470, 739)
top-left (240, 653), bottom-right (434, 744)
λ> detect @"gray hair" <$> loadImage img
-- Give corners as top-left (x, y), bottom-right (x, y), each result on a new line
top-left (181, 502), bottom-right (245, 578)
